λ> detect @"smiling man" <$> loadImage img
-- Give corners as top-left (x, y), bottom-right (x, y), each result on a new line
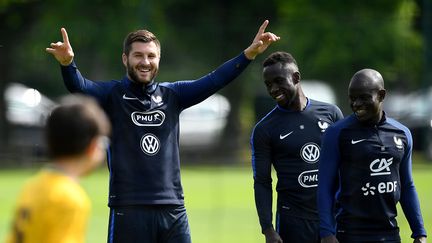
top-left (46, 21), bottom-right (279, 243)
top-left (250, 51), bottom-right (343, 243)
top-left (318, 69), bottom-right (427, 243)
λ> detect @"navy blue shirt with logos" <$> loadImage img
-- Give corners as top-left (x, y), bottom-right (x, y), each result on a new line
top-left (250, 99), bottom-right (343, 232)
top-left (318, 113), bottom-right (427, 241)
top-left (60, 52), bottom-right (251, 207)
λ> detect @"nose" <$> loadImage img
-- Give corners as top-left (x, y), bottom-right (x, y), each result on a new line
top-left (140, 57), bottom-right (151, 65)
top-left (351, 98), bottom-right (362, 109)
top-left (268, 83), bottom-right (279, 95)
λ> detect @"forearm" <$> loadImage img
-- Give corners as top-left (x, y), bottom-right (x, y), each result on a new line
top-left (173, 52), bottom-right (251, 108)
top-left (60, 61), bottom-right (111, 105)
top-left (400, 150), bottom-right (427, 238)
top-left (60, 61), bottom-right (90, 94)
top-left (254, 180), bottom-right (274, 232)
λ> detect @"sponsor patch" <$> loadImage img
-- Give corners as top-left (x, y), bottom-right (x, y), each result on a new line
top-left (131, 110), bottom-right (165, 126)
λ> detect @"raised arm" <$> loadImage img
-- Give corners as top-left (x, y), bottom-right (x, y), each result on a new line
top-left (45, 28), bottom-right (112, 104)
top-left (165, 20), bottom-right (280, 109)
top-left (46, 28), bottom-right (74, 66)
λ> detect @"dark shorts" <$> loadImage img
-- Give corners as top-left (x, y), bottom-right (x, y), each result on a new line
top-left (337, 239), bottom-right (401, 243)
top-left (276, 207), bottom-right (320, 243)
top-left (107, 205), bottom-right (191, 243)
top-left (336, 233), bottom-right (401, 243)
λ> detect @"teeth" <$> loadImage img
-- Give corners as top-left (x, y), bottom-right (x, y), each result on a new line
top-left (356, 110), bottom-right (366, 116)
top-left (275, 94), bottom-right (284, 100)
top-left (138, 67), bottom-right (150, 72)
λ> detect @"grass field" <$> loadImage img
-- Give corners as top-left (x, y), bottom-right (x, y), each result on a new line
top-left (1, 157), bottom-right (431, 242)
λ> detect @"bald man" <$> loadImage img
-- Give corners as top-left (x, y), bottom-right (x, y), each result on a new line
top-left (318, 69), bottom-right (427, 243)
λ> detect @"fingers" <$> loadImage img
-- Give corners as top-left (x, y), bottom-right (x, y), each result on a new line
top-left (261, 32), bottom-right (280, 43)
top-left (46, 42), bottom-right (66, 54)
top-left (61, 28), bottom-right (70, 45)
top-left (256, 19), bottom-right (269, 37)
top-left (50, 42), bottom-right (63, 48)
top-left (254, 20), bottom-right (280, 44)
top-left (45, 47), bottom-right (55, 54)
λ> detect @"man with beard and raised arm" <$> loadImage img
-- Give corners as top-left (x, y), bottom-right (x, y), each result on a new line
top-left (318, 69), bottom-right (427, 243)
top-left (46, 20), bottom-right (279, 243)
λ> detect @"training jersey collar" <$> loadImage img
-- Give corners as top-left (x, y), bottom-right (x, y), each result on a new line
top-left (354, 110), bottom-right (387, 127)
top-left (277, 97), bottom-right (310, 113)
top-left (122, 77), bottom-right (158, 95)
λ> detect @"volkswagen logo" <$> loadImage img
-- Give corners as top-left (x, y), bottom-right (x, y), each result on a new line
top-left (300, 142), bottom-right (320, 163)
top-left (140, 133), bottom-right (160, 156)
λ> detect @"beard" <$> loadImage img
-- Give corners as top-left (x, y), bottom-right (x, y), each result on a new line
top-left (126, 61), bottom-right (157, 84)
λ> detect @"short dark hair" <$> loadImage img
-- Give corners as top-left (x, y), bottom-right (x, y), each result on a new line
top-left (123, 30), bottom-right (160, 55)
top-left (46, 94), bottom-right (111, 159)
top-left (263, 51), bottom-right (298, 68)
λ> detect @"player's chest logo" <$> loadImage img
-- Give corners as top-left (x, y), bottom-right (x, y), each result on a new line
top-left (298, 169), bottom-right (319, 188)
top-left (279, 131), bottom-right (293, 140)
top-left (393, 136), bottom-right (403, 149)
top-left (151, 95), bottom-right (164, 106)
top-left (300, 142), bottom-right (320, 163)
top-left (140, 133), bottom-right (160, 156)
top-left (370, 157), bottom-right (393, 176)
top-left (318, 120), bottom-right (329, 132)
top-left (131, 110), bottom-right (165, 126)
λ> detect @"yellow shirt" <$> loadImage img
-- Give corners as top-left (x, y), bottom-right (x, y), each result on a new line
top-left (6, 169), bottom-right (91, 243)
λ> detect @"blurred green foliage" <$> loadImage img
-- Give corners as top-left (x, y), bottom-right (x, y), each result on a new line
top-left (0, 0), bottom-right (428, 155)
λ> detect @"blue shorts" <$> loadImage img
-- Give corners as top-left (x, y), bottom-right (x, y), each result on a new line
top-left (107, 205), bottom-right (191, 243)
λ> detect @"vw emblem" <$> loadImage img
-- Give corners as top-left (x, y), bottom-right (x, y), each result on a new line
top-left (140, 133), bottom-right (160, 156)
top-left (300, 142), bottom-right (320, 163)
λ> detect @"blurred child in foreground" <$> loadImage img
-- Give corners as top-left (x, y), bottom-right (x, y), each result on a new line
top-left (6, 94), bottom-right (111, 243)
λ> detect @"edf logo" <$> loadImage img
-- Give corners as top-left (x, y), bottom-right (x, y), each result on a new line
top-left (361, 181), bottom-right (398, 196)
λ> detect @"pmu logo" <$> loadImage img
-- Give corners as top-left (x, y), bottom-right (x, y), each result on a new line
top-left (300, 143), bottom-right (320, 163)
top-left (132, 110), bottom-right (165, 126)
top-left (140, 133), bottom-right (160, 156)
top-left (298, 169), bottom-right (318, 188)
top-left (370, 157), bottom-right (393, 176)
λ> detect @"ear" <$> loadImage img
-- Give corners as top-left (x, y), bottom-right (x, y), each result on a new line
top-left (293, 71), bottom-right (301, 84)
top-left (79, 137), bottom-right (105, 176)
top-left (85, 137), bottom-right (99, 158)
top-left (378, 89), bottom-right (386, 102)
top-left (122, 53), bottom-right (128, 68)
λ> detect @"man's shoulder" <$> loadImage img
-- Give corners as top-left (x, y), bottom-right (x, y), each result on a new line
top-left (326, 114), bottom-right (356, 132)
top-left (308, 99), bottom-right (340, 111)
top-left (307, 99), bottom-right (344, 121)
top-left (254, 106), bottom-right (279, 126)
top-left (385, 116), bottom-right (412, 136)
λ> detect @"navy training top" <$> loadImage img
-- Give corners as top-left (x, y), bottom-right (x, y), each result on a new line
top-left (61, 52), bottom-right (251, 206)
top-left (318, 113), bottom-right (427, 241)
top-left (251, 99), bottom-right (343, 232)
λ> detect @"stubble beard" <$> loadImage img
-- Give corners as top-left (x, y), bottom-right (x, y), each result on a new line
top-left (127, 62), bottom-right (157, 85)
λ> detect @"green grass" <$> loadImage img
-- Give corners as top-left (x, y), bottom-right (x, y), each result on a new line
top-left (1, 158), bottom-right (431, 242)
